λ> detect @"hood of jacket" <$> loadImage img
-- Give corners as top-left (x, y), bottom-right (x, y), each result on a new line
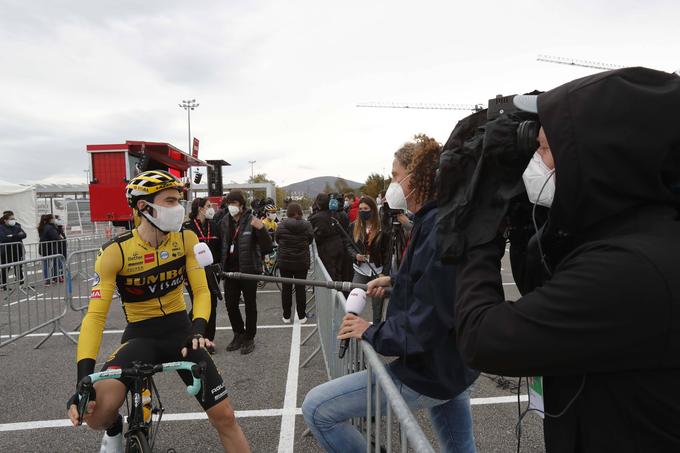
top-left (537, 67), bottom-right (680, 242)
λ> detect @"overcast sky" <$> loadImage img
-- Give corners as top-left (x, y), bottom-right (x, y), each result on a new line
top-left (1, 0), bottom-right (678, 187)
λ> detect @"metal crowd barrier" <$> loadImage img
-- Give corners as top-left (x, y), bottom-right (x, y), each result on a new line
top-left (0, 233), bottom-right (114, 348)
top-left (66, 248), bottom-right (105, 316)
top-left (0, 232), bottom-right (113, 263)
top-left (0, 255), bottom-right (76, 349)
top-left (302, 243), bottom-right (435, 453)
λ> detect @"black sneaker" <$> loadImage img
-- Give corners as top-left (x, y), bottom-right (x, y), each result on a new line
top-left (240, 339), bottom-right (255, 355)
top-left (226, 333), bottom-right (245, 351)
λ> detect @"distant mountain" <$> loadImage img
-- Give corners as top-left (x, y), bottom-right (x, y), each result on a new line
top-left (282, 176), bottom-right (363, 198)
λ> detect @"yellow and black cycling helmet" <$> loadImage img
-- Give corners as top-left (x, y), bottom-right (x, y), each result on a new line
top-left (126, 170), bottom-right (184, 208)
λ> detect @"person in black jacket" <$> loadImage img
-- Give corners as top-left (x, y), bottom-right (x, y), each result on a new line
top-left (218, 190), bottom-right (273, 355)
top-left (0, 211), bottom-right (27, 288)
top-left (183, 197), bottom-right (222, 353)
top-left (303, 136), bottom-right (478, 453)
top-left (308, 193), bottom-right (345, 281)
top-left (38, 214), bottom-right (66, 283)
top-left (275, 202), bottom-right (314, 323)
top-left (454, 68), bottom-right (680, 452)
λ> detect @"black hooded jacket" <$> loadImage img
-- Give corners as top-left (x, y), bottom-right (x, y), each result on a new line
top-left (275, 217), bottom-right (314, 271)
top-left (454, 68), bottom-right (680, 452)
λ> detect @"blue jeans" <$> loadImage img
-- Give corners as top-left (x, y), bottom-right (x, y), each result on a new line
top-left (302, 367), bottom-right (476, 453)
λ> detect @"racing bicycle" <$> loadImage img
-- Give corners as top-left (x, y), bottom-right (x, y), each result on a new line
top-left (76, 360), bottom-right (206, 453)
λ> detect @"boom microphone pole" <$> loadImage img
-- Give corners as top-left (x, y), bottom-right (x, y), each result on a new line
top-left (221, 272), bottom-right (391, 296)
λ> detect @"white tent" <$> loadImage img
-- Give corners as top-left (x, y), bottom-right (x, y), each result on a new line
top-left (0, 180), bottom-right (38, 245)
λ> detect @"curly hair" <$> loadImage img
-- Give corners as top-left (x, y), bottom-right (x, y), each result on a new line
top-left (407, 134), bottom-right (442, 206)
top-left (394, 142), bottom-right (417, 169)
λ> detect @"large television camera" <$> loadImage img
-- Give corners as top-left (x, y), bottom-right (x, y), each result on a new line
top-left (436, 92), bottom-right (542, 264)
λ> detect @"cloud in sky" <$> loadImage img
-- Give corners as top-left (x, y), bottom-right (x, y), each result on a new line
top-left (1, 0), bottom-right (678, 186)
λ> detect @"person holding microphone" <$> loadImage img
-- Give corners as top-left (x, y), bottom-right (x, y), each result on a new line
top-left (302, 135), bottom-right (479, 453)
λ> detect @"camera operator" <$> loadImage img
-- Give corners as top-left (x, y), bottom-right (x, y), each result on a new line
top-left (454, 68), bottom-right (680, 452)
top-left (302, 135), bottom-right (479, 453)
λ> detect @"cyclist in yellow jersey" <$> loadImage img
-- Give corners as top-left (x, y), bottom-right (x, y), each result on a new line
top-left (67, 170), bottom-right (251, 453)
top-left (261, 198), bottom-right (279, 234)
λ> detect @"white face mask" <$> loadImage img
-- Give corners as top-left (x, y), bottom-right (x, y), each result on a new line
top-left (228, 205), bottom-right (241, 218)
top-left (7, 219), bottom-right (16, 226)
top-left (384, 174), bottom-right (413, 211)
top-left (142, 201), bottom-right (185, 233)
top-left (267, 213), bottom-right (276, 220)
top-left (204, 207), bottom-right (215, 219)
top-left (522, 152), bottom-right (556, 208)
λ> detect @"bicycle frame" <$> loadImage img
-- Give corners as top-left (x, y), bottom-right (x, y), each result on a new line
top-left (77, 361), bottom-right (204, 451)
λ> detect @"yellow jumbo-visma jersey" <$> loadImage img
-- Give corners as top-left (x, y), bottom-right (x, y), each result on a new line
top-left (77, 229), bottom-right (210, 362)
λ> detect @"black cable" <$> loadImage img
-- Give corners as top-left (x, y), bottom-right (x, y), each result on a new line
top-left (531, 171), bottom-right (555, 277)
top-left (515, 375), bottom-right (587, 451)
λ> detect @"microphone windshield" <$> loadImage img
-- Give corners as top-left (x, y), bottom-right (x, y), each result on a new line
top-left (194, 242), bottom-right (214, 268)
top-left (346, 288), bottom-right (367, 314)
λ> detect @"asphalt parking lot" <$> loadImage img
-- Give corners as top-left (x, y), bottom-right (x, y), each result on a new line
top-left (0, 252), bottom-right (545, 452)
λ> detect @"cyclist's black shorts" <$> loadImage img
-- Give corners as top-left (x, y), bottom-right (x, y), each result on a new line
top-left (102, 311), bottom-right (228, 411)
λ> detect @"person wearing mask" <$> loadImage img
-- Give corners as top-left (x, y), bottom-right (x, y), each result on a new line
top-left (183, 197), bottom-right (222, 354)
top-left (344, 196), bottom-right (389, 324)
top-left (454, 68), bottom-right (680, 452)
top-left (38, 214), bottom-right (64, 283)
top-left (67, 170), bottom-right (251, 453)
top-left (303, 135), bottom-right (479, 453)
top-left (261, 199), bottom-right (279, 236)
top-left (308, 193), bottom-right (345, 281)
top-left (328, 194), bottom-right (354, 290)
top-left (389, 142), bottom-right (417, 237)
top-left (0, 211), bottom-right (27, 289)
top-left (219, 190), bottom-right (273, 355)
top-left (275, 202), bottom-right (314, 324)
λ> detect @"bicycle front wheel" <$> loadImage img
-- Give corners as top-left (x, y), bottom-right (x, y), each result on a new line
top-left (125, 430), bottom-right (151, 453)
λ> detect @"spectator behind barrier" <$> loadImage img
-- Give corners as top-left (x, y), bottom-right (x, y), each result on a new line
top-left (38, 214), bottom-right (65, 283)
top-left (302, 135), bottom-right (479, 453)
top-left (0, 210), bottom-right (27, 288)
top-left (342, 195), bottom-right (389, 324)
top-left (453, 68), bottom-right (680, 451)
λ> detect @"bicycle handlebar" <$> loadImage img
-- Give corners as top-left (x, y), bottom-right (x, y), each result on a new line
top-left (78, 361), bottom-right (204, 398)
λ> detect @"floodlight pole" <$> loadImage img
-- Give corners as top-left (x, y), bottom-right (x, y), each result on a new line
top-left (179, 99), bottom-right (199, 201)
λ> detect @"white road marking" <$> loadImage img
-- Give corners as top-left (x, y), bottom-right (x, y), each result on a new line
top-left (0, 395), bottom-right (528, 432)
top-left (0, 324), bottom-right (317, 340)
top-left (471, 395), bottom-right (528, 405)
top-left (277, 316), bottom-right (302, 453)
top-left (0, 409), bottom-right (304, 432)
